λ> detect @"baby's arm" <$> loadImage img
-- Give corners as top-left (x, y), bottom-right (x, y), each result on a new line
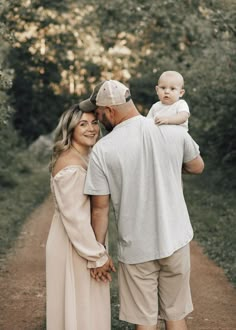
top-left (155, 111), bottom-right (189, 125)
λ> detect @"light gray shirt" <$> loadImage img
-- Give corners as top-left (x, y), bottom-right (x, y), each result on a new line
top-left (84, 115), bottom-right (200, 264)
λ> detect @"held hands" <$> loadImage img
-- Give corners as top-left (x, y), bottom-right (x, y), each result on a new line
top-left (90, 256), bottom-right (116, 283)
top-left (154, 116), bottom-right (169, 125)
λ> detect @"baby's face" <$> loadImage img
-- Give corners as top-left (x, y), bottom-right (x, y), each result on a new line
top-left (156, 74), bottom-right (185, 105)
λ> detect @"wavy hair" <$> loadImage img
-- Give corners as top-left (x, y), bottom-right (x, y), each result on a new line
top-left (49, 104), bottom-right (84, 172)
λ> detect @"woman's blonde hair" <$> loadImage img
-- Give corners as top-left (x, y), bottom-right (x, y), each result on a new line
top-left (49, 104), bottom-right (84, 172)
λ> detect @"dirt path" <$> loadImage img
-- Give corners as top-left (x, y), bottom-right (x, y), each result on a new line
top-left (0, 196), bottom-right (236, 330)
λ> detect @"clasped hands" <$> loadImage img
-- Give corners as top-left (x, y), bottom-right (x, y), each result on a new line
top-left (90, 256), bottom-right (116, 283)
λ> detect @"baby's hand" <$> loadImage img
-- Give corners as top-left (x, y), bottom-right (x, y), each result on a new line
top-left (155, 116), bottom-right (169, 125)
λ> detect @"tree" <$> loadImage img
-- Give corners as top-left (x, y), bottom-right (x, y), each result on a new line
top-left (0, 0), bottom-right (15, 126)
top-left (3, 0), bottom-right (236, 185)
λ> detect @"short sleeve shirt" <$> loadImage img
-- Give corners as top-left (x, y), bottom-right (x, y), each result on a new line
top-left (84, 115), bottom-right (200, 264)
top-left (147, 99), bottom-right (190, 130)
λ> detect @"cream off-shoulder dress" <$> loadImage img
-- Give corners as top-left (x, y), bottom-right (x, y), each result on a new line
top-left (46, 165), bottom-right (110, 330)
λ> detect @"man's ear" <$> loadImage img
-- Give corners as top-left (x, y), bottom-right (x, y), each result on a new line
top-left (180, 89), bottom-right (185, 97)
top-left (105, 106), bottom-right (112, 113)
top-left (105, 106), bottom-right (115, 117)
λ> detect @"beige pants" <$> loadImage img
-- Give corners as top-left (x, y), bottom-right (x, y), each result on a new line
top-left (118, 244), bottom-right (193, 326)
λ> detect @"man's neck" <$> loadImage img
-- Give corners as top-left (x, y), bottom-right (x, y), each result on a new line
top-left (115, 107), bottom-right (140, 125)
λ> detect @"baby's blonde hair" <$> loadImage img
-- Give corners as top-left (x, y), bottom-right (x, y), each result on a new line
top-left (158, 71), bottom-right (184, 88)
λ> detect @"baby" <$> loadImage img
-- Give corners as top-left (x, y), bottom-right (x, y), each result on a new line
top-left (147, 71), bottom-right (190, 130)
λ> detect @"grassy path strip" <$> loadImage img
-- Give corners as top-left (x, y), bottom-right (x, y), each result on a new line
top-left (0, 195), bottom-right (235, 329)
top-left (0, 157), bottom-right (50, 264)
top-left (0, 172), bottom-right (235, 329)
top-left (184, 175), bottom-right (236, 286)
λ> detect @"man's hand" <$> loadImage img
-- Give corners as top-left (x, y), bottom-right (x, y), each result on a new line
top-left (90, 256), bottom-right (116, 282)
top-left (155, 116), bottom-right (169, 125)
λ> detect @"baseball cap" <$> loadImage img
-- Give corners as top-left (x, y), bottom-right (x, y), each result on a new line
top-left (79, 80), bottom-right (132, 112)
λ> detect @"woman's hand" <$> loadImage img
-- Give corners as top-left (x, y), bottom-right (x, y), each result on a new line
top-left (90, 256), bottom-right (116, 282)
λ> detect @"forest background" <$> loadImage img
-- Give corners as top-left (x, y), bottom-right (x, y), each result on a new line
top-left (0, 0), bottom-right (235, 289)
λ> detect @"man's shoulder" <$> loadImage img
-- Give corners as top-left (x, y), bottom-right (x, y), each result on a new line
top-left (94, 117), bottom-right (154, 147)
top-left (92, 129), bottom-right (121, 152)
top-left (93, 134), bottom-right (111, 149)
top-left (155, 123), bottom-right (189, 138)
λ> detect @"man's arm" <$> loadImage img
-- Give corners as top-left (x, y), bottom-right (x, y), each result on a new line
top-left (182, 155), bottom-right (204, 174)
top-left (91, 195), bottom-right (110, 244)
top-left (90, 194), bottom-right (116, 282)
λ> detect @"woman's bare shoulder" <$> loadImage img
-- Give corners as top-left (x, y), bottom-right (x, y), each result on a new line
top-left (52, 150), bottom-right (84, 177)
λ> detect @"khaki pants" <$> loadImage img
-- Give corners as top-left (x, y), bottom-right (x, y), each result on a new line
top-left (118, 244), bottom-right (193, 325)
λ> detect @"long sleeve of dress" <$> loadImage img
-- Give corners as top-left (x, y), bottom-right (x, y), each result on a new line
top-left (52, 166), bottom-right (108, 268)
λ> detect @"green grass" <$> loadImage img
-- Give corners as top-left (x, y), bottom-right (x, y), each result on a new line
top-left (183, 173), bottom-right (236, 286)
top-left (0, 149), bottom-right (50, 263)
top-left (1, 148), bottom-right (234, 328)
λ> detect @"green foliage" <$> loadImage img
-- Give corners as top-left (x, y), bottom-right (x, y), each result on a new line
top-left (0, 140), bottom-right (50, 260)
top-left (0, 42), bottom-right (14, 126)
top-left (3, 0), bottom-right (76, 141)
top-left (10, 46), bottom-right (69, 141)
top-left (185, 38), bottom-right (236, 186)
top-left (0, 124), bottom-right (50, 259)
top-left (0, 0), bottom-right (15, 126)
top-left (0, 0), bottom-right (235, 288)
top-left (184, 174), bottom-right (236, 286)
top-left (4, 0), bottom-right (235, 162)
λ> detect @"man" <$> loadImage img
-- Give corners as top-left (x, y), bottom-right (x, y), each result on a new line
top-left (79, 80), bottom-right (204, 330)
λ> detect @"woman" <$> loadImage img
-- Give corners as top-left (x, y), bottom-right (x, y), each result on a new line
top-left (46, 105), bottom-right (112, 330)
